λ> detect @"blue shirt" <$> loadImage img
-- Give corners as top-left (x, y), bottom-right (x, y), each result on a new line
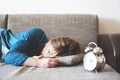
top-left (0, 28), bottom-right (48, 66)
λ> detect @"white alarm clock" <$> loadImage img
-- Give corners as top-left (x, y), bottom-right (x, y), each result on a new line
top-left (83, 42), bottom-right (106, 72)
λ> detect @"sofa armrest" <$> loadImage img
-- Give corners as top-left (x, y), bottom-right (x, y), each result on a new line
top-left (98, 34), bottom-right (120, 73)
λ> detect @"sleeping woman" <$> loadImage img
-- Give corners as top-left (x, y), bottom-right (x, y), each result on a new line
top-left (0, 28), bottom-right (83, 68)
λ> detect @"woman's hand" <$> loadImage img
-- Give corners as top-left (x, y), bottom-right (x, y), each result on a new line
top-left (36, 58), bottom-right (59, 68)
top-left (23, 55), bottom-right (59, 68)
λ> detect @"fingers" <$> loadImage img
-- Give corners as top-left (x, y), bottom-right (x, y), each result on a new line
top-left (37, 58), bottom-right (59, 68)
top-left (33, 55), bottom-right (43, 59)
top-left (37, 55), bottom-right (44, 59)
top-left (47, 59), bottom-right (59, 68)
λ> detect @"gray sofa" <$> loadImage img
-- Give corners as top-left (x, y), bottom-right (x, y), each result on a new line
top-left (0, 14), bottom-right (120, 80)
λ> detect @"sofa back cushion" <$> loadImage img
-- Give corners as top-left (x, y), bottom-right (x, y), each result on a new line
top-left (0, 15), bottom-right (7, 28)
top-left (7, 14), bottom-right (98, 52)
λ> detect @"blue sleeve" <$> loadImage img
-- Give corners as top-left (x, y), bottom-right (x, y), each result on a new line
top-left (27, 28), bottom-right (48, 48)
top-left (14, 28), bottom-right (48, 49)
top-left (3, 51), bottom-right (29, 66)
top-left (2, 40), bottom-right (30, 66)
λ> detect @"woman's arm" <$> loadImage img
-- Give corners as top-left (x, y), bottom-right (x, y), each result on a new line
top-left (23, 53), bottom-right (84, 67)
top-left (54, 53), bottom-right (84, 66)
top-left (3, 40), bottom-right (58, 68)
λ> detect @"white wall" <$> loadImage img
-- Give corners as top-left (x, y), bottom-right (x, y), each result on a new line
top-left (0, 0), bottom-right (120, 34)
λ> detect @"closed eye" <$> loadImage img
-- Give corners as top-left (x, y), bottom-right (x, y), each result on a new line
top-left (48, 50), bottom-right (50, 54)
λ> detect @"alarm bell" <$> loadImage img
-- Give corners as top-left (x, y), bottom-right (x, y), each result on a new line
top-left (84, 42), bottom-right (103, 55)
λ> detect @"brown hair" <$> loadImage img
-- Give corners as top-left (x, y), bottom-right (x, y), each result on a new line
top-left (50, 37), bottom-right (81, 56)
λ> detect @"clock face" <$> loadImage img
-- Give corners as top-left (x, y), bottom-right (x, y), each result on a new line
top-left (83, 52), bottom-right (97, 71)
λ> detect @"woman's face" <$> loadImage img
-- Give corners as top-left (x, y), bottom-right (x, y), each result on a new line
top-left (41, 41), bottom-right (58, 57)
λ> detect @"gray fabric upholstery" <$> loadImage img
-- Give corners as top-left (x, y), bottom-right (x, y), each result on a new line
top-left (0, 63), bottom-right (120, 80)
top-left (0, 14), bottom-right (120, 80)
top-left (0, 15), bottom-right (7, 28)
top-left (7, 14), bottom-right (98, 52)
